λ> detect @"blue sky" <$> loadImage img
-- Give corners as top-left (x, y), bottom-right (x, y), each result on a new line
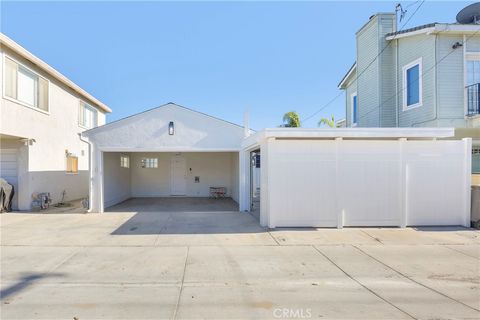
top-left (1, 1), bottom-right (470, 129)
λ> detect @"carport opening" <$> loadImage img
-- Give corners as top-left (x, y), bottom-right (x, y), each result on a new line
top-left (103, 151), bottom-right (240, 212)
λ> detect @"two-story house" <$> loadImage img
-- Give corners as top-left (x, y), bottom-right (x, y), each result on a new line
top-left (338, 6), bottom-right (480, 174)
top-left (339, 12), bottom-right (480, 129)
top-left (0, 33), bottom-right (111, 210)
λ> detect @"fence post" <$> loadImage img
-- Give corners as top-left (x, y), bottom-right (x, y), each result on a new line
top-left (399, 138), bottom-right (407, 228)
top-left (463, 138), bottom-right (472, 228)
top-left (335, 137), bottom-right (344, 229)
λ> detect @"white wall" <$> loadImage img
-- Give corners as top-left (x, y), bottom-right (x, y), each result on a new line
top-left (129, 152), bottom-right (237, 199)
top-left (265, 138), bottom-right (470, 228)
top-left (230, 153), bottom-right (239, 203)
top-left (103, 152), bottom-right (131, 208)
top-left (85, 103), bottom-right (244, 151)
top-left (0, 48), bottom-right (107, 209)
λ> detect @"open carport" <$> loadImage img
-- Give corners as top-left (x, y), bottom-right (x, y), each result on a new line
top-left (82, 103), bottom-right (246, 213)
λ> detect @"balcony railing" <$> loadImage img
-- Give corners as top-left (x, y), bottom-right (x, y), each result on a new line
top-left (466, 83), bottom-right (480, 116)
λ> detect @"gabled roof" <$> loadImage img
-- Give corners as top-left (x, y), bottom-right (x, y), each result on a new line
top-left (82, 102), bottom-right (251, 135)
top-left (338, 63), bottom-right (357, 89)
top-left (81, 102), bottom-right (250, 151)
top-left (385, 23), bottom-right (480, 40)
top-left (0, 33), bottom-right (111, 113)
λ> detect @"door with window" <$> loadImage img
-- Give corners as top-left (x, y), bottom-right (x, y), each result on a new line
top-left (171, 155), bottom-right (186, 196)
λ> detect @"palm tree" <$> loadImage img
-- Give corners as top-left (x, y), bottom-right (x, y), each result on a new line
top-left (318, 115), bottom-right (337, 128)
top-left (282, 111), bottom-right (301, 127)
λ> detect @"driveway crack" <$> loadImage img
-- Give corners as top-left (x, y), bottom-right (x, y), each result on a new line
top-left (172, 246), bottom-right (189, 320)
top-left (353, 245), bottom-right (480, 313)
top-left (313, 245), bottom-right (417, 320)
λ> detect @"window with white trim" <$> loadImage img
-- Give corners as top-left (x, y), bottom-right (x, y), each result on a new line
top-left (402, 58), bottom-right (422, 110)
top-left (351, 92), bottom-right (358, 126)
top-left (120, 156), bottom-right (130, 168)
top-left (4, 56), bottom-right (49, 111)
top-left (473, 147), bottom-right (480, 174)
top-left (79, 101), bottom-right (98, 129)
top-left (141, 158), bottom-right (158, 168)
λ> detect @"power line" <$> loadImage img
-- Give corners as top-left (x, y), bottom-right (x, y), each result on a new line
top-left (301, 0), bottom-right (425, 125)
top-left (356, 27), bottom-right (480, 123)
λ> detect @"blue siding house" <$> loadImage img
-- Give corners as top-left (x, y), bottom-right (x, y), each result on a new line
top-left (339, 11), bottom-right (480, 173)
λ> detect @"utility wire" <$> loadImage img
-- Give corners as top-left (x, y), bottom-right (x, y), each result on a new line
top-left (356, 27), bottom-right (480, 123)
top-left (301, 0), bottom-right (425, 125)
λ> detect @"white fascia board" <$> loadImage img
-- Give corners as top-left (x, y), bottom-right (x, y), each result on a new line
top-left (255, 127), bottom-right (455, 139)
top-left (433, 24), bottom-right (480, 34)
top-left (386, 24), bottom-right (480, 41)
top-left (385, 27), bottom-right (435, 40)
top-left (241, 131), bottom-right (264, 149)
top-left (98, 147), bottom-right (241, 152)
top-left (338, 63), bottom-right (357, 89)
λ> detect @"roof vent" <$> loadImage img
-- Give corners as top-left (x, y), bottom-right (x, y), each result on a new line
top-left (456, 2), bottom-right (480, 24)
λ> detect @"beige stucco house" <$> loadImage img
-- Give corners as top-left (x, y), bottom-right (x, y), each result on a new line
top-left (0, 33), bottom-right (111, 210)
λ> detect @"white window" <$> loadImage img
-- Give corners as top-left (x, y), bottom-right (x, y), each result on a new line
top-left (120, 156), bottom-right (130, 168)
top-left (402, 58), bottom-right (422, 110)
top-left (351, 92), bottom-right (358, 126)
top-left (4, 56), bottom-right (49, 112)
top-left (79, 101), bottom-right (98, 129)
top-left (141, 158), bottom-right (158, 168)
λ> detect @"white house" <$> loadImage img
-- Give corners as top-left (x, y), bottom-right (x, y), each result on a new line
top-left (82, 103), bottom-right (471, 228)
top-left (0, 33), bottom-right (111, 210)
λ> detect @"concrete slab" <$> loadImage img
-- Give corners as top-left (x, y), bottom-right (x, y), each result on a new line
top-left (106, 197), bottom-right (239, 213)
top-left (0, 246), bottom-right (78, 282)
top-left (358, 245), bottom-right (480, 311)
top-left (269, 228), bottom-right (380, 245)
top-left (184, 246), bottom-right (344, 285)
top-left (1, 213), bottom-right (479, 319)
top-left (43, 246), bottom-right (188, 284)
top-left (317, 245), bottom-right (480, 319)
top-left (361, 227), bottom-right (480, 245)
top-left (176, 284), bottom-right (411, 319)
top-left (446, 245), bottom-right (480, 259)
top-left (1, 284), bottom-right (179, 320)
top-left (0, 213), bottom-right (39, 227)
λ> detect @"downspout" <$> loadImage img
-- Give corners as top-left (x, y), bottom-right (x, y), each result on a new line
top-left (78, 133), bottom-right (93, 213)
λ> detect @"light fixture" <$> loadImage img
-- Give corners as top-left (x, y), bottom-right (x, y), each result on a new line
top-left (452, 42), bottom-right (463, 49)
top-left (168, 121), bottom-right (175, 135)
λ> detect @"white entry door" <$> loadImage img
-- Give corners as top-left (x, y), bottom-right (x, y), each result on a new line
top-left (171, 155), bottom-right (187, 195)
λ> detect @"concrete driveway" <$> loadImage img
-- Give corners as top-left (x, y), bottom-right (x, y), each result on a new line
top-left (0, 211), bottom-right (479, 320)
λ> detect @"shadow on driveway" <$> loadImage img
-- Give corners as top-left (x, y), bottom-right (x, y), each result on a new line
top-left (0, 273), bottom-right (65, 300)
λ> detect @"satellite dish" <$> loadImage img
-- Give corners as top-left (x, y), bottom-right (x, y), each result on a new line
top-left (456, 2), bottom-right (480, 24)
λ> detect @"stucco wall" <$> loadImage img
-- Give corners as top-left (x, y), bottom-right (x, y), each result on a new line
top-left (103, 152), bottom-right (131, 208)
top-left (0, 48), bottom-right (107, 209)
top-left (85, 104), bottom-right (245, 151)
top-left (128, 152), bottom-right (238, 199)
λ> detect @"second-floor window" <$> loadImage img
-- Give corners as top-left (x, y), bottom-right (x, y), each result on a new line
top-left (79, 101), bottom-right (98, 129)
top-left (4, 56), bottom-right (49, 112)
top-left (351, 93), bottom-right (358, 126)
top-left (402, 58), bottom-right (422, 110)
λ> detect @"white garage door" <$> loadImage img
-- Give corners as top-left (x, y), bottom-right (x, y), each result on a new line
top-left (0, 149), bottom-right (18, 207)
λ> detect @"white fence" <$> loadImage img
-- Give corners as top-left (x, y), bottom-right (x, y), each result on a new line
top-left (266, 138), bottom-right (471, 228)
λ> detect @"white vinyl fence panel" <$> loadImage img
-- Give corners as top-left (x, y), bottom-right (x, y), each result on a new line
top-left (266, 138), bottom-right (470, 228)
